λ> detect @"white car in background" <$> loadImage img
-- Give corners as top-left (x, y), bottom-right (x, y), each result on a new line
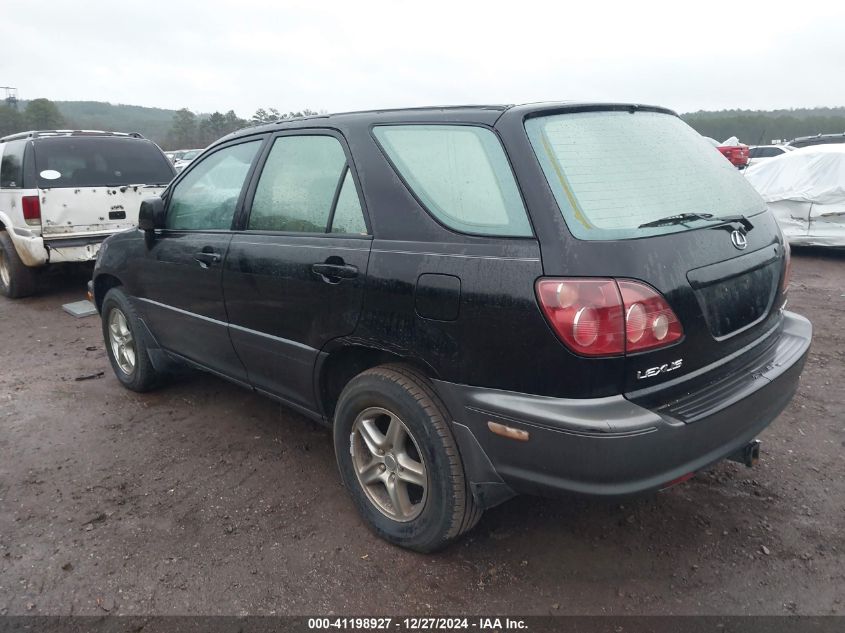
top-left (173, 148), bottom-right (204, 173)
top-left (745, 144), bottom-right (845, 247)
top-left (0, 130), bottom-right (175, 297)
top-left (747, 144), bottom-right (794, 167)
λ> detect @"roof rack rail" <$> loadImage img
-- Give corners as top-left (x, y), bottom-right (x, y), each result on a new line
top-left (0, 130), bottom-right (145, 143)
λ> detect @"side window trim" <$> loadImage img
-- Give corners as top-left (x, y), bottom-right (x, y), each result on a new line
top-left (325, 164), bottom-right (349, 234)
top-left (237, 128), bottom-right (371, 237)
top-left (162, 134), bottom-right (268, 233)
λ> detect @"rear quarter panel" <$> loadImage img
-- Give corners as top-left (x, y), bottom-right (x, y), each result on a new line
top-left (341, 115), bottom-right (625, 399)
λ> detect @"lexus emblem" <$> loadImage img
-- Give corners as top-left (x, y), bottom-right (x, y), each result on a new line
top-left (731, 229), bottom-right (748, 250)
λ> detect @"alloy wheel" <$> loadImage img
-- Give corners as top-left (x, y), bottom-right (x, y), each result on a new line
top-left (0, 249), bottom-right (10, 289)
top-left (350, 406), bottom-right (428, 522)
top-left (108, 308), bottom-right (136, 375)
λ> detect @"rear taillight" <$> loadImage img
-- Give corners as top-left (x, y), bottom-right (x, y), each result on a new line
top-left (781, 239), bottom-right (792, 294)
top-left (535, 279), bottom-right (625, 356)
top-left (617, 280), bottom-right (684, 353)
top-left (21, 196), bottom-right (41, 226)
top-left (535, 278), bottom-right (683, 357)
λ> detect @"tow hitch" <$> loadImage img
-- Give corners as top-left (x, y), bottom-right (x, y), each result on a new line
top-left (728, 439), bottom-right (761, 468)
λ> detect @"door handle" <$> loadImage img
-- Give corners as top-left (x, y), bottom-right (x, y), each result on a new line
top-left (194, 251), bottom-right (222, 268)
top-left (311, 262), bottom-right (358, 282)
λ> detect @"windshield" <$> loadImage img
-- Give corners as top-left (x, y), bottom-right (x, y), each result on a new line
top-left (34, 137), bottom-right (175, 188)
top-left (525, 110), bottom-right (767, 240)
top-left (181, 150), bottom-right (202, 160)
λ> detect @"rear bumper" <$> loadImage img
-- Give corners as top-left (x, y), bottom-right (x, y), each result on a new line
top-left (433, 311), bottom-right (812, 508)
top-left (6, 228), bottom-right (49, 266)
top-left (7, 229), bottom-right (110, 266)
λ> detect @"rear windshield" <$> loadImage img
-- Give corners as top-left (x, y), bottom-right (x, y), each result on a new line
top-left (525, 110), bottom-right (766, 240)
top-left (33, 137), bottom-right (175, 188)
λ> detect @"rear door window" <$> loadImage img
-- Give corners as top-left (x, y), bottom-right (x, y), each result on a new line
top-left (166, 140), bottom-right (262, 231)
top-left (248, 134), bottom-right (368, 234)
top-left (373, 125), bottom-right (532, 237)
top-left (525, 110), bottom-right (766, 240)
top-left (33, 137), bottom-right (175, 188)
top-left (330, 170), bottom-right (367, 235)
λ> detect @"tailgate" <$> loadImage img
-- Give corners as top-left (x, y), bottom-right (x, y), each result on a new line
top-left (518, 106), bottom-right (790, 397)
top-left (614, 214), bottom-right (788, 394)
top-left (40, 185), bottom-right (166, 238)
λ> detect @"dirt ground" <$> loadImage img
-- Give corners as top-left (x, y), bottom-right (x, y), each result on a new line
top-left (0, 249), bottom-right (842, 617)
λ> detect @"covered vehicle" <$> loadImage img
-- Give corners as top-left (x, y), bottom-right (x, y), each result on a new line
top-left (748, 144), bottom-right (793, 167)
top-left (745, 145), bottom-right (845, 247)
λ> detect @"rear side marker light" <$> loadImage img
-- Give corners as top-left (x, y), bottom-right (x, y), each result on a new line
top-left (536, 278), bottom-right (683, 357)
top-left (487, 421), bottom-right (530, 442)
top-left (22, 196), bottom-right (41, 226)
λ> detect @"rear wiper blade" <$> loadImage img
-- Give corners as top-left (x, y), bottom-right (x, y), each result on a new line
top-left (639, 212), bottom-right (754, 232)
top-left (712, 214), bottom-right (754, 232)
top-left (638, 213), bottom-right (715, 228)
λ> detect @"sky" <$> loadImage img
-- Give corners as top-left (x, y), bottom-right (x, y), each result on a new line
top-left (2, 0), bottom-right (844, 117)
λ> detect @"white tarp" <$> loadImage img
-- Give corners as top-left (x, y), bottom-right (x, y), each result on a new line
top-left (745, 145), bottom-right (845, 247)
top-left (745, 144), bottom-right (845, 204)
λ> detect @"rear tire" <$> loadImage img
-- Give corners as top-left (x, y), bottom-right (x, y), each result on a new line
top-left (333, 364), bottom-right (482, 552)
top-left (0, 231), bottom-right (38, 299)
top-left (101, 287), bottom-right (163, 392)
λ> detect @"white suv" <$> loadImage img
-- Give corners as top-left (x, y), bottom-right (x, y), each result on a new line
top-left (0, 130), bottom-right (175, 297)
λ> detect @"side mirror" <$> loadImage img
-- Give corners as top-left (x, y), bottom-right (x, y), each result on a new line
top-left (138, 197), bottom-right (165, 232)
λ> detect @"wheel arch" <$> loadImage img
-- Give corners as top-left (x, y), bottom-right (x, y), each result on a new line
top-left (93, 273), bottom-right (124, 312)
top-left (316, 343), bottom-right (439, 422)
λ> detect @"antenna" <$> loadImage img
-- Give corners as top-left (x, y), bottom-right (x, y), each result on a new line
top-left (0, 86), bottom-right (19, 110)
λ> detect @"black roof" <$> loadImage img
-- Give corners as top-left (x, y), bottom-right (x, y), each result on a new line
top-left (235, 104), bottom-right (512, 136)
top-left (220, 102), bottom-right (678, 143)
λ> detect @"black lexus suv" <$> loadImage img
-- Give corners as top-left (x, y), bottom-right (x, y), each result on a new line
top-left (91, 103), bottom-right (812, 552)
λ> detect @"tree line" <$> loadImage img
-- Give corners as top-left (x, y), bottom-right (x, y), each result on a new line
top-left (164, 107), bottom-right (319, 150)
top-left (0, 98), bottom-right (319, 149)
top-left (3, 98), bottom-right (845, 149)
top-left (681, 107), bottom-right (845, 144)
top-left (0, 98), bottom-right (66, 137)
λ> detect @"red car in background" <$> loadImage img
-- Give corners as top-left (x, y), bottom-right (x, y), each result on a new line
top-left (717, 143), bottom-right (750, 169)
top-left (704, 136), bottom-right (750, 169)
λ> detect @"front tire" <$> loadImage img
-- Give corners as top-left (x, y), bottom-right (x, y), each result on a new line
top-left (0, 231), bottom-right (38, 298)
top-left (101, 287), bottom-right (162, 392)
top-left (333, 364), bottom-right (482, 552)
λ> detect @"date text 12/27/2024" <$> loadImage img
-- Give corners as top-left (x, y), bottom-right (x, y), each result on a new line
top-left (308, 618), bottom-right (528, 630)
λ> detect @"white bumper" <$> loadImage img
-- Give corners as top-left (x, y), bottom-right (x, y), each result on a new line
top-left (8, 228), bottom-right (106, 267)
top-left (46, 240), bottom-right (104, 263)
top-left (8, 229), bottom-right (49, 267)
